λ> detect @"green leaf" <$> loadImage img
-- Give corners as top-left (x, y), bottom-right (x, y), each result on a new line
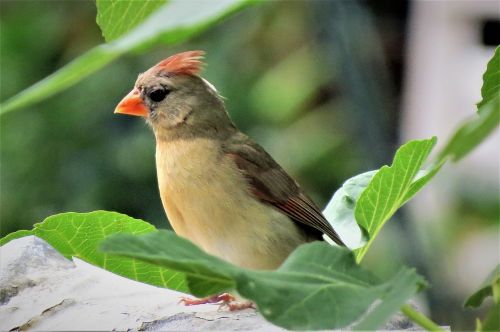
top-left (101, 231), bottom-right (425, 330)
top-left (478, 46), bottom-right (500, 110)
top-left (354, 138), bottom-right (437, 262)
top-left (96, 0), bottom-right (167, 42)
top-left (234, 244), bottom-right (380, 329)
top-left (348, 48), bottom-right (499, 262)
top-left (0, 211), bottom-right (188, 292)
top-left (323, 171), bottom-right (376, 249)
top-left (0, 0), bottom-right (255, 115)
top-left (238, 244), bottom-right (424, 330)
top-left (101, 229), bottom-right (236, 297)
top-left (438, 96), bottom-right (499, 163)
top-left (346, 49), bottom-right (498, 263)
top-left (465, 265), bottom-right (500, 308)
top-left (0, 229), bottom-right (33, 246)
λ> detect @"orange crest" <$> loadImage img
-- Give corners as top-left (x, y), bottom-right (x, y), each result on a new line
top-left (154, 50), bottom-right (205, 76)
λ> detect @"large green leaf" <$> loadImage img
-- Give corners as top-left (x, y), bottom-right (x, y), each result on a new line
top-left (478, 46), bottom-right (499, 110)
top-left (102, 230), bottom-right (425, 330)
top-left (465, 265), bottom-right (500, 308)
top-left (238, 245), bottom-right (425, 330)
top-left (0, 211), bottom-right (188, 293)
top-left (96, 0), bottom-right (167, 42)
top-left (0, 0), bottom-right (255, 115)
top-left (354, 138), bottom-right (437, 262)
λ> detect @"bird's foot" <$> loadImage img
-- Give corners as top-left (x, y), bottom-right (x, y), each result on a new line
top-left (179, 292), bottom-right (235, 306)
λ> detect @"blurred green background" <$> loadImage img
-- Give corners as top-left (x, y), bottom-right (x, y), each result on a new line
top-left (0, 0), bottom-right (497, 330)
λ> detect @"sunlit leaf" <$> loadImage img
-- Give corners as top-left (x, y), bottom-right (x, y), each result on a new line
top-left (354, 138), bottom-right (437, 262)
top-left (96, 0), bottom-right (167, 42)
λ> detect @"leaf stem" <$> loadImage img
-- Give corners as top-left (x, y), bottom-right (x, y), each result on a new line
top-left (401, 304), bottom-right (444, 331)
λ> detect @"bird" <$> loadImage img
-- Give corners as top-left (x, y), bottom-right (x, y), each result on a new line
top-left (114, 50), bottom-right (345, 305)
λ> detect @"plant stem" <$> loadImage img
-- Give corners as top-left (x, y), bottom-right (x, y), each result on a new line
top-left (401, 304), bottom-right (444, 331)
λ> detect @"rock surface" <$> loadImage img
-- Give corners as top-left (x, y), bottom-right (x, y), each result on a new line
top-left (0, 236), bottom-right (446, 331)
top-left (1, 236), bottom-right (274, 331)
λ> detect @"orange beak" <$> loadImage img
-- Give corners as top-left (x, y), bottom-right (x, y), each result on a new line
top-left (114, 88), bottom-right (148, 117)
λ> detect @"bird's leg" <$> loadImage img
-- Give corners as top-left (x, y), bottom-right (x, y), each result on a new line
top-left (179, 292), bottom-right (235, 306)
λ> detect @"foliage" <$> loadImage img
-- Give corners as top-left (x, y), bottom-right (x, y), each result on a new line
top-left (3, 120), bottom-right (496, 330)
top-left (353, 138), bottom-right (436, 261)
top-left (0, 0), bottom-right (254, 114)
top-left (96, 0), bottom-right (167, 42)
top-left (0, 1), bottom-right (499, 331)
top-left (324, 49), bottom-right (499, 263)
top-left (102, 230), bottom-right (425, 330)
top-left (0, 211), bottom-right (188, 292)
top-left (101, 84), bottom-right (497, 326)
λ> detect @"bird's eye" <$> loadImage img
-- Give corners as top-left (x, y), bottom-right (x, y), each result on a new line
top-left (148, 88), bottom-right (170, 102)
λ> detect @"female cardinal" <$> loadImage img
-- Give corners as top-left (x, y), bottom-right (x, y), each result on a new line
top-left (114, 51), bottom-right (345, 271)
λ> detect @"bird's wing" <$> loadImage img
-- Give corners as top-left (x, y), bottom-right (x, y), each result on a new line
top-left (223, 132), bottom-right (345, 246)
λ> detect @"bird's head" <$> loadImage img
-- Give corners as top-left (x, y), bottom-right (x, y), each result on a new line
top-left (114, 50), bottom-right (233, 140)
